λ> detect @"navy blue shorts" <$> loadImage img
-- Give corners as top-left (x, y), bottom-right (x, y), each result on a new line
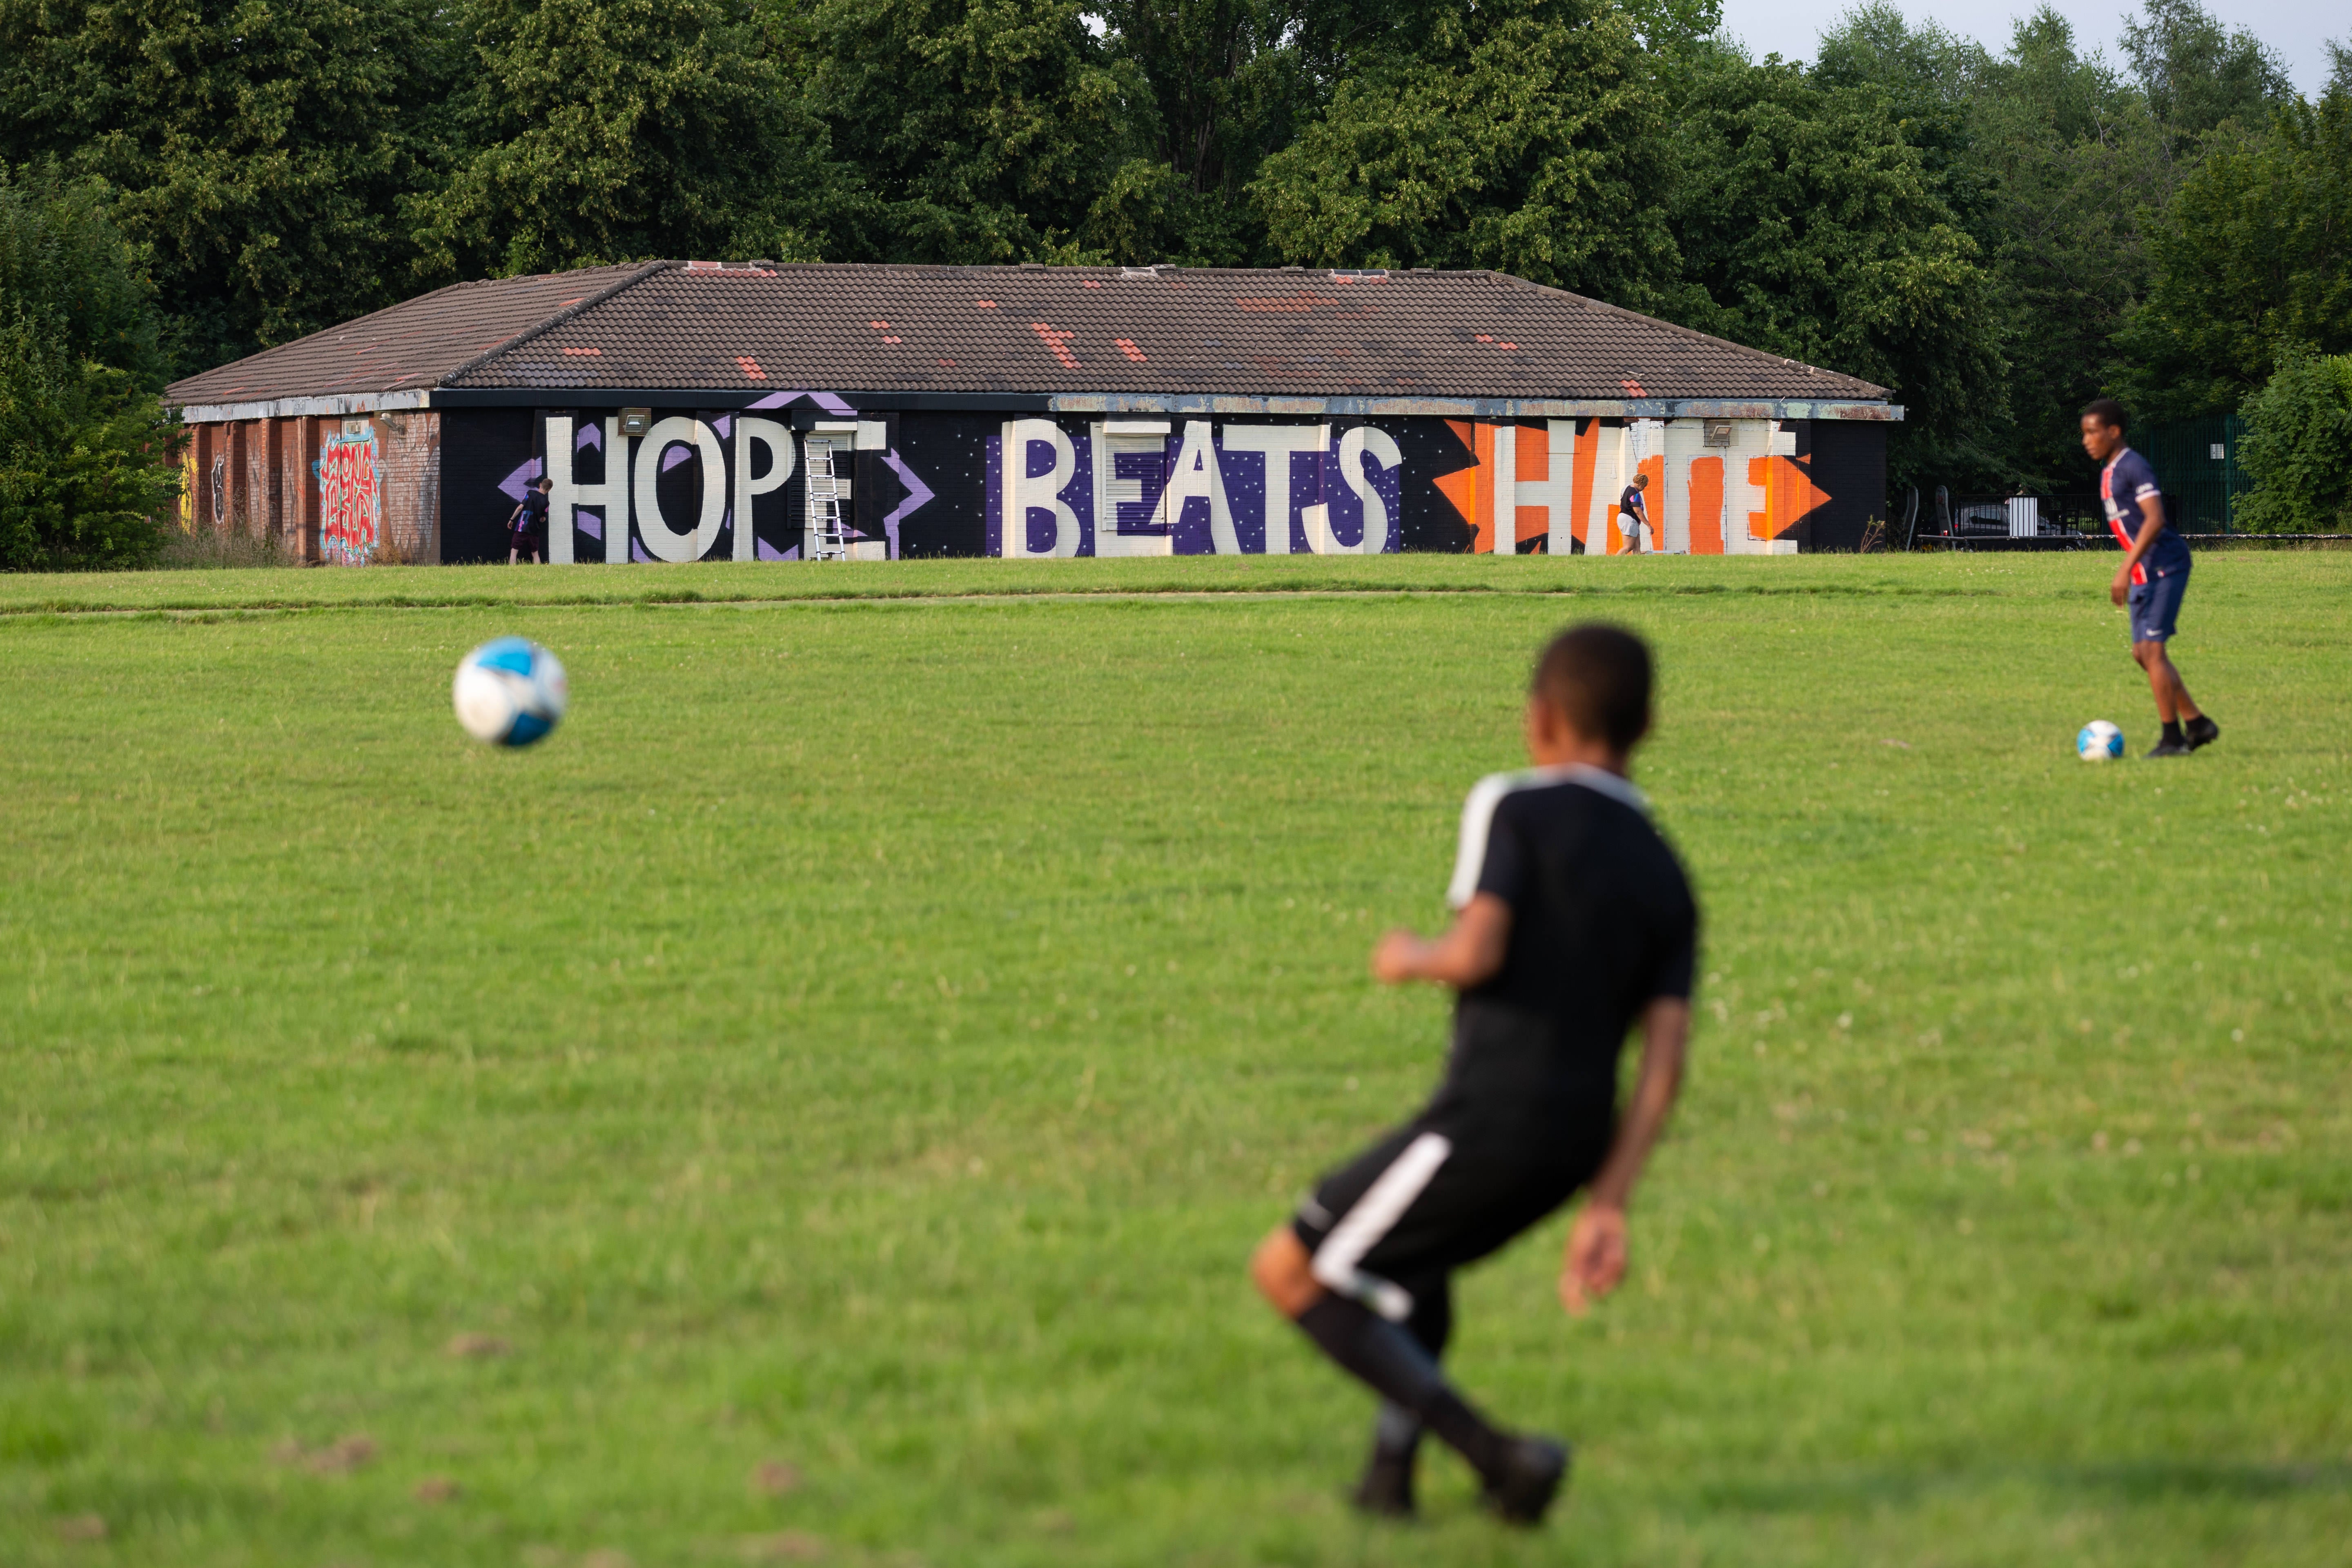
top-left (2129, 569), bottom-right (2187, 643)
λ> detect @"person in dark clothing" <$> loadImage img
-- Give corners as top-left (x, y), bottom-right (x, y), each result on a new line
top-left (1250, 624), bottom-right (1699, 1527)
top-left (2081, 399), bottom-right (2216, 757)
top-left (1617, 472), bottom-right (1652, 553)
top-left (508, 474), bottom-right (552, 564)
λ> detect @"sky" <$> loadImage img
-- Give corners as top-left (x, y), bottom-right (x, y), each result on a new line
top-left (1717, 0), bottom-right (2343, 95)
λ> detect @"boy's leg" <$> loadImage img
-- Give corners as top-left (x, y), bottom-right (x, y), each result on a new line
top-left (1354, 1272), bottom-right (1450, 1515)
top-left (2132, 572), bottom-right (2207, 754)
top-left (1250, 1127), bottom-right (1578, 1523)
top-left (2145, 645), bottom-right (2200, 719)
top-left (1251, 1228), bottom-right (1524, 1481)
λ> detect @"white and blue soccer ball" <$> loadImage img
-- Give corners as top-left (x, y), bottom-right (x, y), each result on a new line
top-left (453, 637), bottom-right (568, 746)
top-left (2076, 720), bottom-right (2124, 762)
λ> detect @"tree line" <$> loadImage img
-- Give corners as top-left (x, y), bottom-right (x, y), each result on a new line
top-left (3, 0), bottom-right (2348, 567)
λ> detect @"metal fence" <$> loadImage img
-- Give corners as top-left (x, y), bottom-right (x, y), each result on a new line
top-left (2138, 414), bottom-right (2249, 533)
top-left (1898, 415), bottom-right (2253, 550)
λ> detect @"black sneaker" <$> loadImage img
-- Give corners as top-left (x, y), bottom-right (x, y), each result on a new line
top-left (2145, 739), bottom-right (2192, 758)
top-left (2185, 715), bottom-right (2220, 751)
top-left (1481, 1437), bottom-right (1570, 1526)
top-left (1350, 1452), bottom-right (1415, 1519)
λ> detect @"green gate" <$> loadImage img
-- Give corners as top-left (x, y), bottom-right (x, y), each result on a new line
top-left (2138, 414), bottom-right (2249, 532)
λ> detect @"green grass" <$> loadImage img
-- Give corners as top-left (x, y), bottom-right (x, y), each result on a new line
top-left (2, 553), bottom-right (2347, 1567)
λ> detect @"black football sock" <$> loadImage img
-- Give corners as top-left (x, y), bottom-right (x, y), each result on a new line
top-left (1372, 1272), bottom-right (1452, 1458)
top-left (1355, 1273), bottom-right (1450, 1509)
top-left (1296, 1294), bottom-right (1512, 1478)
top-left (2162, 719), bottom-right (2185, 745)
top-left (1371, 1401), bottom-right (1423, 1460)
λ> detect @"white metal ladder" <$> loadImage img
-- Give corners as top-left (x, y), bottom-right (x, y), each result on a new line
top-left (805, 437), bottom-right (853, 561)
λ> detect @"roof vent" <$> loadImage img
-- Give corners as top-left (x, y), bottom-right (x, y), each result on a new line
top-left (1120, 265), bottom-right (1162, 278)
top-left (1327, 269), bottom-right (1389, 283)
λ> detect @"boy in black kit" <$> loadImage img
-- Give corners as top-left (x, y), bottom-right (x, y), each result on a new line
top-left (1250, 624), bottom-right (1697, 1526)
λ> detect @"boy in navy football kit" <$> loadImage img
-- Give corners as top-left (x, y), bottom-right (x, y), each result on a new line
top-left (1250, 625), bottom-right (1697, 1526)
top-left (2081, 399), bottom-right (2216, 757)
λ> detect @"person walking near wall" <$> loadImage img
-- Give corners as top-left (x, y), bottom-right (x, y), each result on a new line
top-left (508, 474), bottom-right (551, 564)
top-left (1617, 473), bottom-right (1652, 554)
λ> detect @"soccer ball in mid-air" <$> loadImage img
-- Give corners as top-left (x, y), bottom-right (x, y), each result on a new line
top-left (2076, 720), bottom-right (2124, 762)
top-left (453, 637), bottom-right (568, 746)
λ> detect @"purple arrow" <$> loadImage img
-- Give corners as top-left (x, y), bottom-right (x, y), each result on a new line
top-left (498, 456), bottom-right (543, 501)
top-left (744, 390), bottom-right (857, 417)
top-left (881, 448), bottom-right (933, 557)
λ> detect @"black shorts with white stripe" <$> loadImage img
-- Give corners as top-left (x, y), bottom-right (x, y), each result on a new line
top-left (1292, 1109), bottom-right (1611, 1321)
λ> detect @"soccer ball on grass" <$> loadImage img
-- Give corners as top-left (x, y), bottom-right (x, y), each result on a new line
top-left (453, 637), bottom-right (568, 746)
top-left (2076, 720), bottom-right (2124, 762)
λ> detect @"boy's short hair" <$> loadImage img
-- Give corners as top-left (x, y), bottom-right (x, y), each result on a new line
top-left (534, 473), bottom-right (553, 489)
top-left (2081, 397), bottom-right (2128, 433)
top-left (1533, 624), bottom-right (1652, 752)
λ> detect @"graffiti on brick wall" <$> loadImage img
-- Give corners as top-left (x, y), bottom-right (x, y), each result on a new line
top-left (319, 429), bottom-right (380, 565)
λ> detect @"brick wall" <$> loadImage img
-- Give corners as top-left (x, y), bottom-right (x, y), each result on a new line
top-left (372, 411), bottom-right (442, 561)
top-left (181, 412), bottom-right (434, 562)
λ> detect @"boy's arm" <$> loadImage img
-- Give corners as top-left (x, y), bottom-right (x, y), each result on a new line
top-left (2109, 492), bottom-right (2166, 604)
top-left (1560, 995), bottom-right (1689, 1314)
top-left (1372, 893), bottom-right (1511, 988)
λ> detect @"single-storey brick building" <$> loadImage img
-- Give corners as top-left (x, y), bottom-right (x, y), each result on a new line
top-left (163, 261), bottom-right (1900, 564)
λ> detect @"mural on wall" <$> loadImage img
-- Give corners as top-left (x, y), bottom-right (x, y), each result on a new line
top-left (532, 392), bottom-right (885, 564)
top-left (1425, 416), bottom-right (1834, 555)
top-left (989, 417), bottom-right (1404, 557)
top-left (318, 426), bottom-right (380, 564)
top-left (466, 397), bottom-right (1860, 565)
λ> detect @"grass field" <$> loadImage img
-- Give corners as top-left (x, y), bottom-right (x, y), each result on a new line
top-left (3, 553), bottom-right (2348, 1568)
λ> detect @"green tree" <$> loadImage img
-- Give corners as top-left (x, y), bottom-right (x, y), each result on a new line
top-left (1249, 0), bottom-right (1679, 308)
top-left (0, 0), bottom-right (465, 373)
top-left (784, 0), bottom-right (1161, 265)
top-left (0, 165), bottom-right (178, 570)
top-left (1811, 4), bottom-right (1995, 238)
top-left (2120, 0), bottom-right (2290, 160)
top-left (2234, 343), bottom-right (2352, 531)
top-left (1662, 48), bottom-right (2002, 485)
top-left (418, 0), bottom-right (837, 278)
top-left (2118, 88), bottom-right (2352, 418)
top-left (1964, 9), bottom-right (2174, 486)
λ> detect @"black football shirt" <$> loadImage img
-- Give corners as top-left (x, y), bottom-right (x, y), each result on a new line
top-left (1438, 765), bottom-right (1698, 1114)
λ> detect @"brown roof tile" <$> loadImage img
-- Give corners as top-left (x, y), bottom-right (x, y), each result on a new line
top-left (165, 263), bottom-right (660, 405)
top-left (171, 261), bottom-right (1889, 407)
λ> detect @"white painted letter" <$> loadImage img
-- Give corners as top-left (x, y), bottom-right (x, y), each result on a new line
top-left (1163, 419), bottom-right (1240, 553)
top-left (1339, 427), bottom-right (1400, 555)
top-left (1002, 418), bottom-right (1079, 558)
top-left (635, 416), bottom-right (726, 562)
top-left (545, 414), bottom-right (630, 564)
top-left (1219, 424), bottom-right (1327, 554)
top-left (733, 417), bottom-right (794, 561)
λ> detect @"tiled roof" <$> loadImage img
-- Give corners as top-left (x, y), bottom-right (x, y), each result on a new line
top-left (172, 261), bottom-right (1889, 406)
top-left (164, 264), bottom-right (660, 405)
